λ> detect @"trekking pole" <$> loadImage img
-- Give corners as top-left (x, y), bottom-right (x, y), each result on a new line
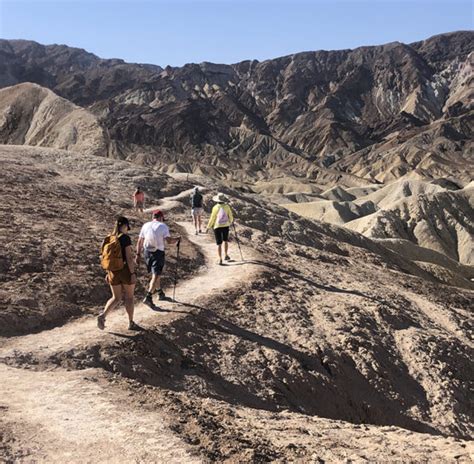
top-left (232, 222), bottom-right (244, 261)
top-left (173, 238), bottom-right (181, 302)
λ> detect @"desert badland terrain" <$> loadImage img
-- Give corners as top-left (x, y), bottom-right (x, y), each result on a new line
top-left (0, 31), bottom-right (473, 462)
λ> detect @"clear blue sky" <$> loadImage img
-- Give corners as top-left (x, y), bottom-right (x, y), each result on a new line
top-left (0, 1), bottom-right (472, 66)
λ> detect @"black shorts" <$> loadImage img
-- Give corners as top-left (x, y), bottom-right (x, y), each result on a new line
top-left (144, 249), bottom-right (165, 275)
top-left (214, 227), bottom-right (229, 245)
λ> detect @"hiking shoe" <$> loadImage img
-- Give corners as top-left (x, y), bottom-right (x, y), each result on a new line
top-left (195, 230), bottom-right (198, 235)
top-left (143, 294), bottom-right (155, 309)
top-left (199, 229), bottom-right (202, 234)
top-left (128, 321), bottom-right (142, 331)
top-left (218, 259), bottom-right (223, 265)
top-left (157, 289), bottom-right (166, 301)
top-left (97, 314), bottom-right (105, 330)
top-left (225, 255), bottom-right (231, 261)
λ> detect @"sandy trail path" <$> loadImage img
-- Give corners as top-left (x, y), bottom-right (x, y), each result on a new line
top-left (0, 365), bottom-right (201, 463)
top-left (0, 191), bottom-right (260, 462)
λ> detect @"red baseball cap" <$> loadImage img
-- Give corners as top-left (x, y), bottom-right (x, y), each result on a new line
top-left (152, 209), bottom-right (165, 220)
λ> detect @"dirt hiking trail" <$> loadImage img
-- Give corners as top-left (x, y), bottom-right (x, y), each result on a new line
top-left (0, 191), bottom-right (260, 462)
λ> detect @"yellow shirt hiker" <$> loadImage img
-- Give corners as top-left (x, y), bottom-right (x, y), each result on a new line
top-left (207, 202), bottom-right (234, 229)
top-left (207, 192), bottom-right (235, 265)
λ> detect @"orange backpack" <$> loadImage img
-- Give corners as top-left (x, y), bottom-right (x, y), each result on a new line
top-left (100, 234), bottom-right (125, 271)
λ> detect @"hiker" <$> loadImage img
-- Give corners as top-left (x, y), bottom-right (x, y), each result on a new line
top-left (136, 209), bottom-right (180, 309)
top-left (98, 216), bottom-right (140, 331)
top-left (133, 187), bottom-right (145, 212)
top-left (206, 192), bottom-right (234, 265)
top-left (190, 186), bottom-right (204, 235)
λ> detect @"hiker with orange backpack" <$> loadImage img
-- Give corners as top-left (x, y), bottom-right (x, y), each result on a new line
top-left (97, 216), bottom-right (140, 331)
top-left (206, 193), bottom-right (234, 265)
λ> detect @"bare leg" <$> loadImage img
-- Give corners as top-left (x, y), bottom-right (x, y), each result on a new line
top-left (122, 284), bottom-right (136, 322)
top-left (217, 244), bottom-right (222, 262)
top-left (193, 214), bottom-right (198, 232)
top-left (101, 285), bottom-right (123, 318)
top-left (198, 215), bottom-right (202, 232)
top-left (148, 274), bottom-right (161, 293)
top-left (224, 241), bottom-right (229, 257)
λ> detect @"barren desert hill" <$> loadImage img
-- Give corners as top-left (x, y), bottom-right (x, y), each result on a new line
top-left (346, 184), bottom-right (474, 265)
top-left (351, 178), bottom-right (448, 208)
top-left (0, 31), bottom-right (472, 185)
top-left (284, 176), bottom-right (474, 285)
top-left (0, 82), bottom-right (107, 155)
top-left (1, 144), bottom-right (473, 461)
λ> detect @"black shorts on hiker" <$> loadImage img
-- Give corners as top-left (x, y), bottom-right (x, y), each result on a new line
top-left (214, 227), bottom-right (229, 245)
top-left (144, 249), bottom-right (165, 275)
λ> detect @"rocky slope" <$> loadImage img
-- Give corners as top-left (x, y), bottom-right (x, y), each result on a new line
top-left (0, 145), bottom-right (200, 336)
top-left (0, 82), bottom-right (107, 155)
top-left (346, 182), bottom-right (474, 265)
top-left (0, 39), bottom-right (162, 105)
top-left (284, 178), bottom-right (474, 287)
top-left (0, 145), bottom-right (473, 462)
top-left (0, 32), bottom-right (472, 186)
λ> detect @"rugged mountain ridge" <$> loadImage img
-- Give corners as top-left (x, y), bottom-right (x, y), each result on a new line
top-left (0, 32), bottom-right (472, 184)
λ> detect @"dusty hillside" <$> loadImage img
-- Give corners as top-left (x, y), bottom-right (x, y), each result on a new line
top-left (1, 145), bottom-right (473, 462)
top-left (0, 32), bottom-right (472, 186)
top-left (284, 178), bottom-right (474, 288)
top-left (0, 145), bottom-right (201, 336)
top-left (346, 185), bottom-right (474, 265)
top-left (0, 82), bottom-right (108, 156)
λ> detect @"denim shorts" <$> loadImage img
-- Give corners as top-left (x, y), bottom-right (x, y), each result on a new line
top-left (144, 249), bottom-right (165, 275)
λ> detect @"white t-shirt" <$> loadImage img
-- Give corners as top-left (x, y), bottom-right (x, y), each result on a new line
top-left (139, 220), bottom-right (170, 252)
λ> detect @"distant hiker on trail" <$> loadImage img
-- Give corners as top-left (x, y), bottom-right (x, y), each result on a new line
top-left (98, 216), bottom-right (140, 331)
top-left (206, 192), bottom-right (234, 265)
top-left (136, 209), bottom-right (181, 309)
top-left (133, 187), bottom-right (145, 212)
top-left (191, 186), bottom-right (204, 235)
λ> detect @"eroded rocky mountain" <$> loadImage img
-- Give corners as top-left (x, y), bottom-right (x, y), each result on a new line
top-left (0, 31), bottom-right (472, 186)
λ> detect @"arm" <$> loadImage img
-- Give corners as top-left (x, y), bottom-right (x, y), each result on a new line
top-left (125, 246), bottom-right (135, 274)
top-left (163, 224), bottom-right (180, 245)
top-left (135, 236), bottom-right (144, 265)
top-left (228, 205), bottom-right (234, 224)
top-left (207, 206), bottom-right (217, 230)
top-left (165, 236), bottom-right (181, 245)
top-left (125, 245), bottom-right (137, 284)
